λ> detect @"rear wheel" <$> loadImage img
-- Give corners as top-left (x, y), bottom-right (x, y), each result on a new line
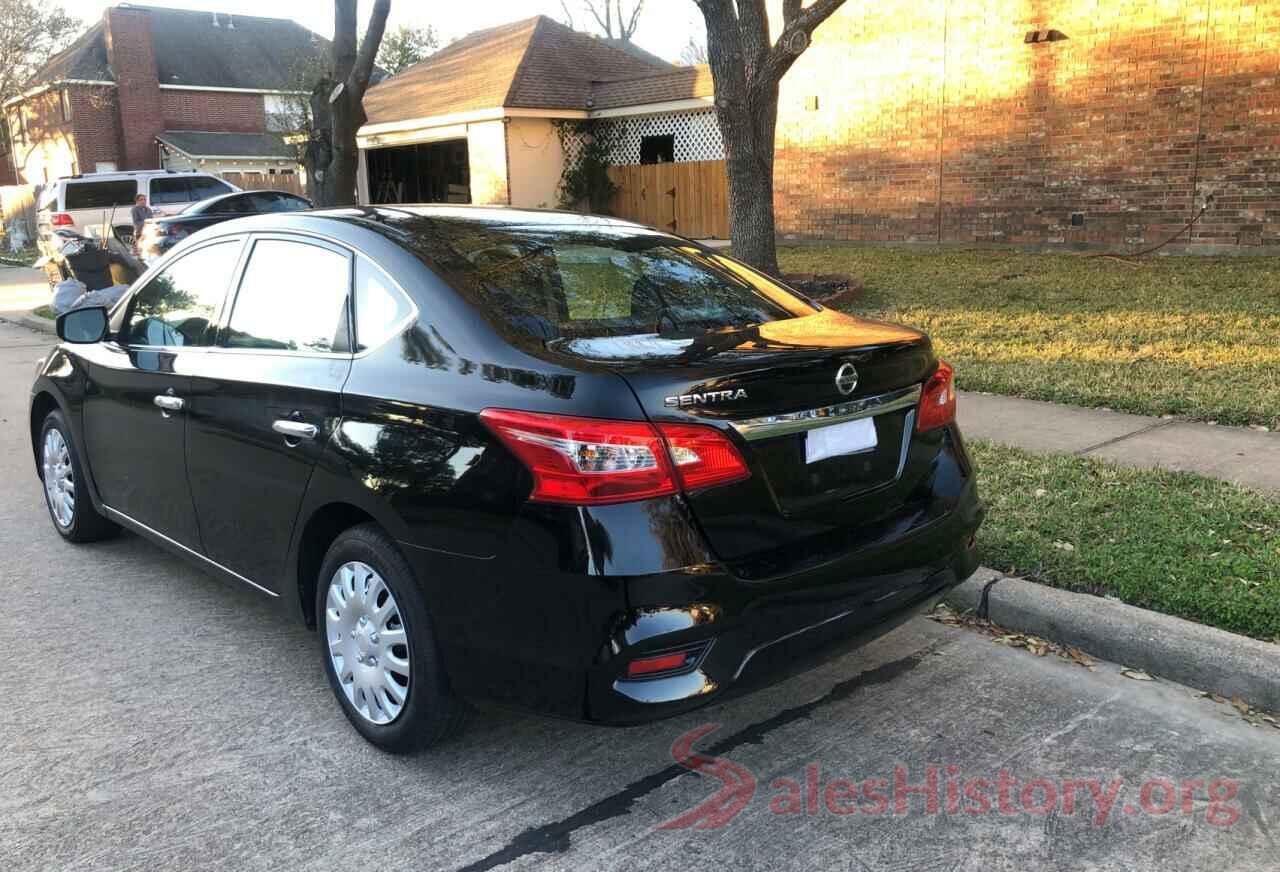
top-left (39, 410), bottom-right (117, 543)
top-left (315, 523), bottom-right (465, 753)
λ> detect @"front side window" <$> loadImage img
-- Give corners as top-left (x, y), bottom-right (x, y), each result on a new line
top-left (224, 239), bottom-right (350, 353)
top-left (64, 180), bottom-right (136, 210)
top-left (123, 240), bottom-right (243, 347)
top-left (149, 177), bottom-right (192, 205)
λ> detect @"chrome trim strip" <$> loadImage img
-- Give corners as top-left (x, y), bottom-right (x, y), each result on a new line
top-left (729, 385), bottom-right (922, 441)
top-left (732, 609), bottom-right (855, 680)
top-left (102, 505), bottom-right (279, 598)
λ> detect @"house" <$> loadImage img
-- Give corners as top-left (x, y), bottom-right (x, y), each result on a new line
top-left (1, 5), bottom-right (325, 188)
top-left (357, 16), bottom-right (722, 233)
top-left (361, 2), bottom-right (1280, 252)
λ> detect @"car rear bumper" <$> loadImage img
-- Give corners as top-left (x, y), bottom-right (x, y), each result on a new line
top-left (584, 484), bottom-right (984, 724)
top-left (408, 471), bottom-right (983, 725)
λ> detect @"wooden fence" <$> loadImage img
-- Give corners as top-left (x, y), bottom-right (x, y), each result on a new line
top-left (606, 159), bottom-right (729, 240)
top-left (222, 172), bottom-right (306, 197)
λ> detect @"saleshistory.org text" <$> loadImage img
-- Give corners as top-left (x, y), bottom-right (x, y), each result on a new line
top-left (659, 724), bottom-right (1242, 830)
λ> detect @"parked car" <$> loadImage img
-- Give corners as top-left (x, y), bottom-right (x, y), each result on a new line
top-left (30, 207), bottom-right (984, 753)
top-left (36, 170), bottom-right (238, 256)
top-left (137, 190), bottom-right (311, 262)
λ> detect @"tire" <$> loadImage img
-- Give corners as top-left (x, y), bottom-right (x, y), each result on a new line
top-left (315, 523), bottom-right (465, 753)
top-left (39, 410), bottom-right (118, 543)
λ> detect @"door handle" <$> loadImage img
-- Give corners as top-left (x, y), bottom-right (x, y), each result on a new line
top-left (272, 420), bottom-right (318, 442)
top-left (153, 394), bottom-right (184, 415)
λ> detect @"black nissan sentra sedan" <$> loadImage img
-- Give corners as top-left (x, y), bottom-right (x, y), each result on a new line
top-left (31, 207), bottom-right (983, 753)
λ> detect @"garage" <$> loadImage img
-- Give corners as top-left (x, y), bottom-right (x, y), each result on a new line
top-left (365, 139), bottom-right (470, 205)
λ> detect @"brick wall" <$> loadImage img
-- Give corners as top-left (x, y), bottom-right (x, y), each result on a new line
top-left (161, 89), bottom-right (266, 134)
top-left (7, 89), bottom-right (78, 183)
top-left (70, 86), bottom-right (123, 173)
top-left (104, 6), bottom-right (162, 170)
top-left (774, 0), bottom-right (1280, 250)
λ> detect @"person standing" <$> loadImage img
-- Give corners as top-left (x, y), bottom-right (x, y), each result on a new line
top-left (130, 193), bottom-right (154, 249)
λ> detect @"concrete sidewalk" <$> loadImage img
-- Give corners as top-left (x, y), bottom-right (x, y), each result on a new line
top-left (959, 391), bottom-right (1280, 495)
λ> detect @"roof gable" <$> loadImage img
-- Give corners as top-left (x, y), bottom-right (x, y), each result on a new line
top-left (26, 22), bottom-right (113, 85)
top-left (363, 15), bottom-right (674, 126)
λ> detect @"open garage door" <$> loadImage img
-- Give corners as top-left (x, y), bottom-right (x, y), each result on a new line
top-left (368, 139), bottom-right (470, 205)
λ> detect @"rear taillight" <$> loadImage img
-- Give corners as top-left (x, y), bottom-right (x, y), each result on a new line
top-left (916, 360), bottom-right (957, 432)
top-left (479, 408), bottom-right (750, 506)
top-left (50, 213), bottom-right (74, 227)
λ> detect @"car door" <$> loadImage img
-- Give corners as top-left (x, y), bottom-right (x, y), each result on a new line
top-left (80, 237), bottom-right (247, 549)
top-left (184, 234), bottom-right (353, 590)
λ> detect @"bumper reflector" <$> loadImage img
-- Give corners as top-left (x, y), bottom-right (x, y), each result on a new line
top-left (626, 651), bottom-right (694, 678)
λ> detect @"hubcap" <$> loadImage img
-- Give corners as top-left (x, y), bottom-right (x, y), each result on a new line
top-left (42, 428), bottom-right (74, 528)
top-left (324, 561), bottom-right (411, 725)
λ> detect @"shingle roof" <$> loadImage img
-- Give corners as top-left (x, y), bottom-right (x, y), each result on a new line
top-left (146, 7), bottom-right (328, 91)
top-left (157, 130), bottom-right (294, 159)
top-left (590, 65), bottom-right (714, 110)
top-left (29, 22), bottom-right (113, 83)
top-left (24, 6), bottom-right (330, 92)
top-left (363, 15), bottom-right (677, 125)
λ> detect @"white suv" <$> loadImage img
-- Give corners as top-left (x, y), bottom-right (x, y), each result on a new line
top-left (36, 170), bottom-right (239, 254)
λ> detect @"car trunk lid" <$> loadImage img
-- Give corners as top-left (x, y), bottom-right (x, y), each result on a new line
top-left (577, 309), bottom-right (940, 574)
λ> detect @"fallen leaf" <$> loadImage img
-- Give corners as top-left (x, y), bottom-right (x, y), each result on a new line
top-left (1053, 540), bottom-right (1076, 553)
top-left (1121, 668), bottom-right (1155, 681)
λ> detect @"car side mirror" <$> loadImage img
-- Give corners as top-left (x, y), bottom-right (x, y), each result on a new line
top-left (57, 306), bottom-right (110, 343)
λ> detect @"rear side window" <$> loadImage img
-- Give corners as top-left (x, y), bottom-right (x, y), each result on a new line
top-left (149, 177), bottom-right (193, 205)
top-left (124, 240), bottom-right (242, 347)
top-left (354, 258), bottom-right (413, 351)
top-left (224, 239), bottom-right (350, 353)
top-left (189, 176), bottom-right (234, 201)
top-left (63, 180), bottom-right (136, 210)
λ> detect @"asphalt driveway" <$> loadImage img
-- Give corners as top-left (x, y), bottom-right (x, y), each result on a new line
top-left (1, 317), bottom-right (1277, 871)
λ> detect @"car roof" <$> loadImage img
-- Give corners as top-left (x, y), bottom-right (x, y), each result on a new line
top-left (196, 204), bottom-right (657, 236)
top-left (55, 170), bottom-right (221, 185)
top-left (186, 189), bottom-right (307, 211)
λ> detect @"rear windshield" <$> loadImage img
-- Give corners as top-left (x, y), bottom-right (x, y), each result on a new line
top-left (384, 216), bottom-right (814, 344)
top-left (64, 180), bottom-right (137, 210)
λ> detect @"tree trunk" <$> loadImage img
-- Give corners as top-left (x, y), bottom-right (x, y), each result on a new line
top-left (304, 0), bottom-right (389, 207)
top-left (720, 82), bottom-right (781, 276)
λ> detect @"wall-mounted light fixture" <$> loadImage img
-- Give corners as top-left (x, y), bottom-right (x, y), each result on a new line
top-left (1025, 29), bottom-right (1068, 44)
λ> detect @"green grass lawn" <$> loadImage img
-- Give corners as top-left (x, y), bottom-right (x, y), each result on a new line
top-left (971, 440), bottom-right (1280, 641)
top-left (777, 246), bottom-right (1280, 430)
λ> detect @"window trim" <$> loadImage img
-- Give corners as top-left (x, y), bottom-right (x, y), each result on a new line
top-left (119, 236), bottom-right (250, 351)
top-left (215, 233), bottom-right (356, 358)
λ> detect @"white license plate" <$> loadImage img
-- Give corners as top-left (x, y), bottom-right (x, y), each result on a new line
top-left (805, 417), bottom-right (878, 464)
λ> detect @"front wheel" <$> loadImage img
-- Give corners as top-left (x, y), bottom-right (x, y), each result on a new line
top-left (39, 410), bottom-right (117, 543)
top-left (315, 523), bottom-right (465, 753)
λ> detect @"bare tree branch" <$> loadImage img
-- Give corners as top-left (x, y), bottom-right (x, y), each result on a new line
top-left (761, 0), bottom-right (846, 84)
top-left (583, 0), bottom-right (612, 37)
top-left (350, 0), bottom-right (390, 92)
top-left (622, 0), bottom-right (644, 40)
top-left (559, 0), bottom-right (575, 29)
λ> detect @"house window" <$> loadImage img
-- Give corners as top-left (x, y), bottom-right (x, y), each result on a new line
top-left (639, 134), bottom-right (675, 165)
top-left (60, 89), bottom-right (72, 123)
top-left (8, 111), bottom-right (24, 146)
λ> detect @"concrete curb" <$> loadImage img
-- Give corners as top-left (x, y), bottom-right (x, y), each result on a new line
top-left (946, 569), bottom-right (1280, 711)
top-left (0, 311), bottom-right (55, 335)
